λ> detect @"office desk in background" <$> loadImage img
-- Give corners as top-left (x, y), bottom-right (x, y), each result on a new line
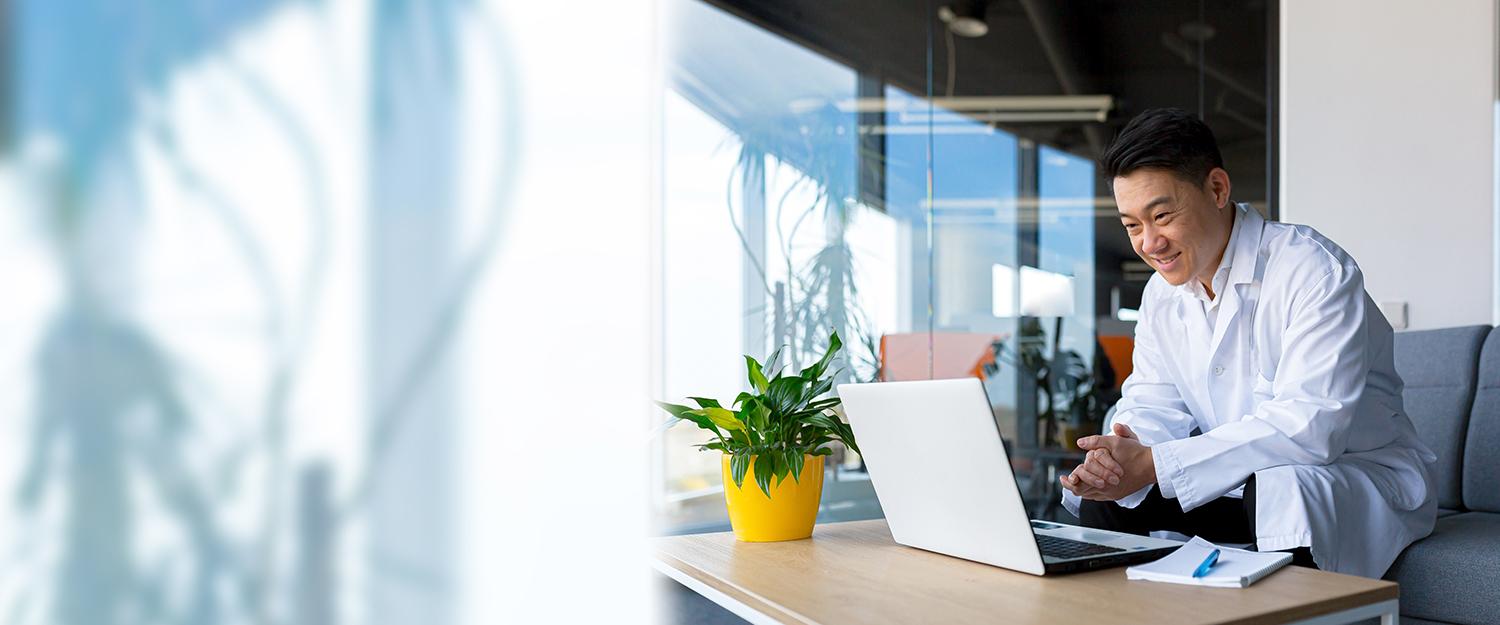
top-left (654, 520), bottom-right (1398, 625)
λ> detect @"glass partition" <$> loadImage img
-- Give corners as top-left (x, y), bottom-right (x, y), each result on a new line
top-left (656, 0), bottom-right (1273, 532)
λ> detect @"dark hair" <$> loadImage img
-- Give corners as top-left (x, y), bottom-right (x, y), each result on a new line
top-left (1099, 108), bottom-right (1224, 187)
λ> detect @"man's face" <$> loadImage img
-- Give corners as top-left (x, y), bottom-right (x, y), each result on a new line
top-left (1114, 168), bottom-right (1234, 288)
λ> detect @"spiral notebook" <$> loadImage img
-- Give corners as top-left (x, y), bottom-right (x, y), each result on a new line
top-left (1126, 536), bottom-right (1294, 588)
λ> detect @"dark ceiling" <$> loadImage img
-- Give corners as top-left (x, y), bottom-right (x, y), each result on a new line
top-left (692, 0), bottom-right (1273, 275)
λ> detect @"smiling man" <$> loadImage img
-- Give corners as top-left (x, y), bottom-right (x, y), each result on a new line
top-left (1057, 108), bottom-right (1437, 578)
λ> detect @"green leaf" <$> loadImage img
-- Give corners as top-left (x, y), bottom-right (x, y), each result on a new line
top-left (746, 355), bottom-right (769, 394)
top-left (654, 401), bottom-right (696, 419)
top-left (753, 401), bottom-right (772, 432)
top-left (785, 407), bottom-right (828, 422)
top-left (810, 447), bottom-right (834, 456)
top-left (771, 449), bottom-right (789, 486)
top-left (764, 346), bottom-right (785, 378)
top-left (730, 452), bottom-right (751, 489)
top-left (801, 434), bottom-right (833, 449)
top-left (732, 392), bottom-right (755, 407)
top-left (797, 410), bottom-right (859, 456)
top-left (800, 412), bottom-right (843, 433)
top-left (737, 397), bottom-right (763, 432)
top-left (753, 453), bottom-right (774, 496)
top-left (835, 420), bottom-right (861, 456)
top-left (738, 415), bottom-right (760, 447)
top-left (800, 332), bottom-right (843, 381)
top-left (692, 407), bottom-right (744, 432)
top-left (805, 397), bottom-right (841, 411)
top-left (697, 441), bottom-right (727, 452)
top-left (788, 452), bottom-right (805, 484)
top-left (728, 427), bottom-right (751, 447)
top-left (767, 376), bottom-right (806, 414)
top-left (656, 401), bottom-right (721, 435)
top-left (802, 375), bottom-right (835, 405)
top-left (688, 397), bottom-right (722, 409)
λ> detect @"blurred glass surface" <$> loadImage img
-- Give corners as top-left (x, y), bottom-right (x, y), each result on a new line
top-left (0, 0), bottom-right (657, 623)
top-left (656, 0), bottom-right (1272, 532)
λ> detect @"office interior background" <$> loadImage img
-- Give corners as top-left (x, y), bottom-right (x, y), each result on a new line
top-left (656, 0), bottom-right (1273, 535)
top-left (0, 0), bottom-right (1494, 623)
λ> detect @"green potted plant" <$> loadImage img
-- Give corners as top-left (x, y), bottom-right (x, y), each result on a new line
top-left (656, 332), bottom-right (860, 541)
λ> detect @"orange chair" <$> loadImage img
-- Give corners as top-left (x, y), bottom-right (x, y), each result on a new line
top-left (878, 332), bottom-right (1007, 382)
top-left (1096, 335), bottom-right (1134, 390)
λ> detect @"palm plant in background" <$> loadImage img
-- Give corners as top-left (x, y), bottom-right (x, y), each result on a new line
top-left (1004, 318), bottom-right (1112, 448)
top-left (727, 100), bottom-right (885, 383)
top-left (657, 333), bottom-right (860, 496)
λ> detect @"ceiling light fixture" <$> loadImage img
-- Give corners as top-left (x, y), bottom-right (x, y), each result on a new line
top-left (938, 2), bottom-right (989, 38)
top-left (799, 94), bottom-right (1114, 116)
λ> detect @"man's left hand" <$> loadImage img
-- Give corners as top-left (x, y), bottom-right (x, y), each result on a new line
top-left (1068, 423), bottom-right (1157, 500)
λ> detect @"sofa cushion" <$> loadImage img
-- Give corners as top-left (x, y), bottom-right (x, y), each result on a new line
top-left (1385, 512), bottom-right (1500, 624)
top-left (1465, 329), bottom-right (1500, 512)
top-left (1393, 325), bottom-right (1489, 509)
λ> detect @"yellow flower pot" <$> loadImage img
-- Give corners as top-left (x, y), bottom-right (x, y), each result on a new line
top-left (721, 454), bottom-right (825, 542)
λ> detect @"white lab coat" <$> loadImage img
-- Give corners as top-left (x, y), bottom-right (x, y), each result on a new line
top-left (1063, 203), bottom-right (1437, 578)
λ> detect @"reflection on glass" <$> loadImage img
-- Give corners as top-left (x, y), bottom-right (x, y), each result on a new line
top-left (660, 0), bottom-right (880, 529)
top-left (885, 85), bottom-right (1020, 444)
top-left (1039, 145), bottom-right (1096, 365)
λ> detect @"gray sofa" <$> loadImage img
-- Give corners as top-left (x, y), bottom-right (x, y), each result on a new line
top-left (1384, 325), bottom-right (1500, 625)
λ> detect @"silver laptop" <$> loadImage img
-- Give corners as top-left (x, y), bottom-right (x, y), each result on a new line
top-left (838, 377), bottom-right (1180, 575)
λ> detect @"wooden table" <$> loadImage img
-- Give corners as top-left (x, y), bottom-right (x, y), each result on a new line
top-left (653, 520), bottom-right (1398, 625)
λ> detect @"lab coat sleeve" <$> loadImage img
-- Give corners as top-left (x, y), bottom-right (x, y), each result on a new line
top-left (1103, 289), bottom-right (1199, 508)
top-left (1152, 266), bottom-right (1367, 511)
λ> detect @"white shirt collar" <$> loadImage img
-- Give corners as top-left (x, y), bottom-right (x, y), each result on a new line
top-left (1181, 204), bottom-right (1243, 306)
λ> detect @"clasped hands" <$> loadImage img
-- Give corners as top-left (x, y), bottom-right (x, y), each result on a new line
top-left (1059, 423), bottom-right (1157, 501)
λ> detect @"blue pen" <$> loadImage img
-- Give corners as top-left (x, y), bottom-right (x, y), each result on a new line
top-left (1192, 548), bottom-right (1221, 578)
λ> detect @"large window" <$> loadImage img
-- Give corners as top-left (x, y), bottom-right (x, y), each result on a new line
top-left (659, 0), bottom-right (897, 528)
top-left (657, 0), bottom-right (1273, 531)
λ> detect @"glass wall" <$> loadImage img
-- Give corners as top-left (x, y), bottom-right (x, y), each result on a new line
top-left (0, 1), bottom-right (663, 623)
top-left (656, 0), bottom-right (1273, 531)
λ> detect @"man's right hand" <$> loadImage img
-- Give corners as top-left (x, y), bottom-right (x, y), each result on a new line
top-left (1060, 447), bottom-right (1124, 498)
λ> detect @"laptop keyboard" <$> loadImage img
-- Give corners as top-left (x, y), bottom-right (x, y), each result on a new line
top-left (1034, 534), bottom-right (1126, 559)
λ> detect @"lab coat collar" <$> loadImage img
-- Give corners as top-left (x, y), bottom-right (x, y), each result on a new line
top-left (1224, 203), bottom-right (1264, 289)
top-left (1199, 203), bottom-right (1264, 359)
top-left (1184, 203), bottom-right (1246, 304)
top-left (1176, 202), bottom-right (1263, 302)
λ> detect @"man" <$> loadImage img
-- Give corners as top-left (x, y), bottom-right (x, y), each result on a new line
top-left (1059, 108), bottom-right (1436, 578)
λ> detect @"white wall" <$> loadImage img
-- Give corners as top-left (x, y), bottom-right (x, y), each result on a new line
top-left (1280, 0), bottom-right (1496, 330)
